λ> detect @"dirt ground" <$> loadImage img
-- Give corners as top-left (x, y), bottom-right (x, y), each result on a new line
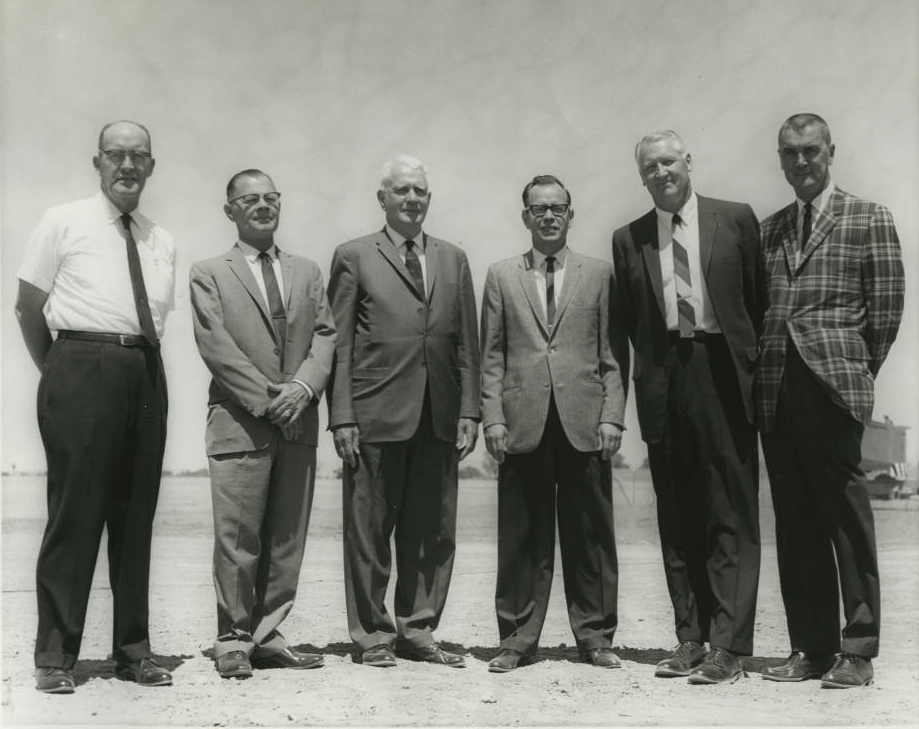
top-left (2, 472), bottom-right (918, 728)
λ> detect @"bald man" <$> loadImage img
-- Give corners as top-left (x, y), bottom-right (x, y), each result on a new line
top-left (16, 120), bottom-right (176, 693)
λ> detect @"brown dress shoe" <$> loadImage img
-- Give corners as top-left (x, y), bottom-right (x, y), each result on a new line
top-left (488, 648), bottom-right (526, 673)
top-left (762, 651), bottom-right (834, 682)
top-left (114, 657), bottom-right (173, 686)
top-left (820, 653), bottom-right (874, 688)
top-left (362, 644), bottom-right (397, 667)
top-left (396, 643), bottom-right (465, 667)
top-left (35, 667), bottom-right (75, 694)
top-left (252, 646), bottom-right (324, 669)
top-left (687, 647), bottom-right (745, 684)
top-left (655, 641), bottom-right (707, 677)
top-left (581, 647), bottom-right (622, 668)
top-left (216, 650), bottom-right (253, 679)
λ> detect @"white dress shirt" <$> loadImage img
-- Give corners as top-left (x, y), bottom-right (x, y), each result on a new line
top-left (655, 193), bottom-right (720, 334)
top-left (795, 180), bottom-right (835, 267)
top-left (17, 192), bottom-right (176, 338)
top-left (237, 240), bottom-right (285, 306)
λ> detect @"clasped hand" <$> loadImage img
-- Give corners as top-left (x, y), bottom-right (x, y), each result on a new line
top-left (267, 382), bottom-right (309, 441)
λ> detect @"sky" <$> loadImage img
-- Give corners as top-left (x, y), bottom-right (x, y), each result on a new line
top-left (2, 0), bottom-right (917, 475)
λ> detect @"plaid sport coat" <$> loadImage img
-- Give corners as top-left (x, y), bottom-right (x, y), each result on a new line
top-left (756, 186), bottom-right (905, 430)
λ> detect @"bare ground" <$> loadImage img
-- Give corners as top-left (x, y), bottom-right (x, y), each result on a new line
top-left (2, 473), bottom-right (918, 728)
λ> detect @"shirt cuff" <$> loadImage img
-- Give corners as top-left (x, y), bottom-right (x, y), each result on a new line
top-left (292, 379), bottom-right (314, 404)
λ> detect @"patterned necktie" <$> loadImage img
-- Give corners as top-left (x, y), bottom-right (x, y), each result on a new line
top-left (672, 214), bottom-right (696, 337)
top-left (545, 255), bottom-right (557, 326)
top-left (120, 214), bottom-right (159, 348)
top-left (258, 251), bottom-right (287, 362)
top-left (404, 239), bottom-right (425, 299)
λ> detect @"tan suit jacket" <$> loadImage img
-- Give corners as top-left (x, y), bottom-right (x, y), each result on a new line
top-left (190, 245), bottom-right (336, 453)
top-left (480, 249), bottom-right (625, 454)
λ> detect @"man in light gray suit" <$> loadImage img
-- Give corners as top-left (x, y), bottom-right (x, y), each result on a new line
top-left (190, 169), bottom-right (336, 679)
top-left (480, 175), bottom-right (627, 673)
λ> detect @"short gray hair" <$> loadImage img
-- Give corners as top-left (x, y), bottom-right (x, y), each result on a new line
top-left (380, 154), bottom-right (427, 189)
top-left (634, 130), bottom-right (687, 163)
top-left (778, 113), bottom-right (832, 146)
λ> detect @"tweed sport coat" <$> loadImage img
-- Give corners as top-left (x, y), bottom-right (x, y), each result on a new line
top-left (756, 186), bottom-right (905, 430)
top-left (480, 249), bottom-right (626, 454)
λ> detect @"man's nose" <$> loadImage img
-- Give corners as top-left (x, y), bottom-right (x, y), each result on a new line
top-left (795, 151), bottom-right (808, 166)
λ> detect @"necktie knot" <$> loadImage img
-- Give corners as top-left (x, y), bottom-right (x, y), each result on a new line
top-left (121, 213), bottom-right (133, 231)
top-left (672, 213), bottom-right (683, 228)
top-left (545, 255), bottom-right (556, 272)
top-left (801, 202), bottom-right (813, 246)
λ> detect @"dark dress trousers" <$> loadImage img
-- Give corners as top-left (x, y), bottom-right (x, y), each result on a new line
top-left (611, 196), bottom-right (763, 655)
top-left (327, 230), bottom-right (480, 650)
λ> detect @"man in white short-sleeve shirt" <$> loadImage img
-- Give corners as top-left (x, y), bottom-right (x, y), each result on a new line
top-left (15, 120), bottom-right (176, 694)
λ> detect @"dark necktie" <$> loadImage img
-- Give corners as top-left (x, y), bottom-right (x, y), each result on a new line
top-left (672, 214), bottom-right (696, 337)
top-left (801, 202), bottom-right (813, 248)
top-left (121, 214), bottom-right (159, 348)
top-left (545, 255), bottom-right (557, 326)
top-left (404, 239), bottom-right (425, 299)
top-left (258, 251), bottom-right (287, 362)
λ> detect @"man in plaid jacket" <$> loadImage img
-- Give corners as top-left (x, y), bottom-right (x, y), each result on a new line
top-left (757, 113), bottom-right (905, 688)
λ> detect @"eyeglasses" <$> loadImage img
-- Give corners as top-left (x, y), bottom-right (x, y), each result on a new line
top-left (228, 192), bottom-right (282, 207)
top-left (526, 204), bottom-right (569, 217)
top-left (99, 149), bottom-right (153, 165)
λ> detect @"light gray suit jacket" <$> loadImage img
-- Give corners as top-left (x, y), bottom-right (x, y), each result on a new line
top-left (190, 244), bottom-right (336, 455)
top-left (480, 249), bottom-right (626, 454)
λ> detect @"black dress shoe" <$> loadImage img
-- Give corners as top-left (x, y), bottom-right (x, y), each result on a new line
top-left (820, 653), bottom-right (874, 688)
top-left (252, 646), bottom-right (324, 670)
top-left (216, 650), bottom-right (253, 679)
top-left (488, 648), bottom-right (527, 673)
top-left (762, 651), bottom-right (834, 682)
top-left (396, 643), bottom-right (465, 667)
top-left (114, 657), bottom-right (172, 686)
top-left (655, 641), bottom-right (707, 677)
top-left (580, 647), bottom-right (622, 668)
top-left (361, 644), bottom-right (397, 667)
top-left (35, 667), bottom-right (75, 694)
top-left (687, 647), bottom-right (745, 684)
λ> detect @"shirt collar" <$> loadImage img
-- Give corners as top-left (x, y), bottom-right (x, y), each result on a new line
top-left (237, 240), bottom-right (278, 262)
top-left (385, 224), bottom-right (425, 251)
top-left (654, 191), bottom-right (698, 227)
top-left (797, 180), bottom-right (835, 217)
top-left (98, 192), bottom-right (154, 248)
top-left (531, 245), bottom-right (568, 269)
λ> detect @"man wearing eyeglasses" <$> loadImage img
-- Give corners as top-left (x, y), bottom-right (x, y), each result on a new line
top-left (480, 175), bottom-right (626, 672)
top-left (327, 155), bottom-right (479, 669)
top-left (189, 169), bottom-right (336, 679)
top-left (16, 120), bottom-right (176, 693)
top-left (611, 131), bottom-right (763, 684)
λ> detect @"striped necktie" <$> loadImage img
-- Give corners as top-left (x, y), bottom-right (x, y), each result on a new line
top-left (672, 214), bottom-right (696, 337)
top-left (404, 239), bottom-right (425, 299)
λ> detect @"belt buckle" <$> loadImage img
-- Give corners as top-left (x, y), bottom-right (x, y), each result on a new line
top-left (118, 334), bottom-right (130, 346)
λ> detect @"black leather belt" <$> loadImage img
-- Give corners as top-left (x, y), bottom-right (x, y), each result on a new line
top-left (668, 330), bottom-right (723, 344)
top-left (58, 330), bottom-right (151, 348)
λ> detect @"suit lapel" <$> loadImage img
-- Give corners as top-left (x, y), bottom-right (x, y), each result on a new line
top-left (799, 190), bottom-right (839, 268)
top-left (697, 196), bottom-right (717, 278)
top-left (775, 204), bottom-right (799, 274)
top-left (278, 249), bottom-right (294, 310)
top-left (423, 233), bottom-right (437, 302)
top-left (226, 245), bottom-right (278, 344)
top-left (375, 228), bottom-right (425, 301)
top-left (553, 251), bottom-right (582, 331)
top-left (637, 211), bottom-right (666, 320)
top-left (517, 251), bottom-right (550, 338)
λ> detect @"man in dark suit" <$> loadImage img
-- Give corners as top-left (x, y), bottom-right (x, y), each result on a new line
top-left (612, 131), bottom-right (763, 684)
top-left (190, 169), bottom-right (336, 679)
top-left (758, 114), bottom-right (904, 688)
top-left (481, 175), bottom-right (626, 673)
top-left (16, 120), bottom-right (175, 693)
top-left (327, 155), bottom-right (480, 668)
